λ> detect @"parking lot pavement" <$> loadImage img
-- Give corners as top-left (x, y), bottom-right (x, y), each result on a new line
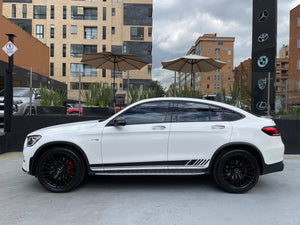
top-left (0, 153), bottom-right (300, 225)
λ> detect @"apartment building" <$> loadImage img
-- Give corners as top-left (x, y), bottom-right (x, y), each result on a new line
top-left (0, 0), bottom-right (66, 91)
top-left (178, 34), bottom-right (235, 97)
top-left (2, 0), bottom-right (153, 102)
top-left (289, 5), bottom-right (300, 106)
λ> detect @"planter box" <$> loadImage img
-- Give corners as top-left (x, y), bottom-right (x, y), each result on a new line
top-left (83, 107), bottom-right (112, 117)
top-left (37, 106), bottom-right (67, 115)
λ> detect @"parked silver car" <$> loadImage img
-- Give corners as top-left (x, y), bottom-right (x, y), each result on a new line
top-left (0, 87), bottom-right (40, 119)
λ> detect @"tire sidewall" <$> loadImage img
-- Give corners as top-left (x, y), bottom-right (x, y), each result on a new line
top-left (37, 148), bottom-right (85, 192)
top-left (213, 150), bottom-right (260, 193)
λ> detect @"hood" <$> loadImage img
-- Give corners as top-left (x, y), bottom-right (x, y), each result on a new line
top-left (29, 120), bottom-right (104, 136)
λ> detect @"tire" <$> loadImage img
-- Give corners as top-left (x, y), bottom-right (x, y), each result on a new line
top-left (24, 107), bottom-right (36, 116)
top-left (37, 147), bottom-right (85, 192)
top-left (213, 150), bottom-right (260, 193)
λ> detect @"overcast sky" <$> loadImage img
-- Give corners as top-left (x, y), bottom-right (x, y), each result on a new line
top-left (152, 0), bottom-right (300, 87)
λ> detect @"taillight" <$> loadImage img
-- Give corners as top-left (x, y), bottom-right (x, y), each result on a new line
top-left (262, 126), bottom-right (280, 136)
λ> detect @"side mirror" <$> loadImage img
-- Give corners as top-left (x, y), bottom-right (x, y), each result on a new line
top-left (114, 117), bottom-right (127, 126)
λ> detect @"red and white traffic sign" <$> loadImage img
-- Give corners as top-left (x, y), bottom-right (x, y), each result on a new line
top-left (2, 41), bottom-right (18, 57)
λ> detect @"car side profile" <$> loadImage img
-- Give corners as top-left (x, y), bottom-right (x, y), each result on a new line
top-left (22, 97), bottom-right (284, 193)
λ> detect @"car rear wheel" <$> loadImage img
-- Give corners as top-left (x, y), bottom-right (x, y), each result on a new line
top-left (37, 148), bottom-right (85, 192)
top-left (213, 150), bottom-right (260, 193)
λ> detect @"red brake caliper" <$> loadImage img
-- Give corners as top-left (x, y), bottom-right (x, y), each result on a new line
top-left (67, 160), bottom-right (74, 176)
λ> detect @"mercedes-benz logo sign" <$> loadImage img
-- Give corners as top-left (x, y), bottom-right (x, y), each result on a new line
top-left (258, 33), bottom-right (269, 42)
top-left (258, 10), bottom-right (269, 22)
top-left (257, 56), bottom-right (268, 68)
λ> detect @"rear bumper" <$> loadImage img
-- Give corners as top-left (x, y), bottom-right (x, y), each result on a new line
top-left (262, 161), bottom-right (284, 175)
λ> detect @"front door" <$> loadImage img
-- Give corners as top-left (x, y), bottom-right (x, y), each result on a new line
top-left (101, 101), bottom-right (171, 170)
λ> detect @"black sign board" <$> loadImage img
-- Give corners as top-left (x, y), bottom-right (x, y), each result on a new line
top-left (251, 0), bottom-right (277, 115)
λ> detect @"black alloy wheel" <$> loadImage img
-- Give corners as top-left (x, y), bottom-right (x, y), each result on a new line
top-left (37, 148), bottom-right (85, 192)
top-left (213, 150), bottom-right (260, 193)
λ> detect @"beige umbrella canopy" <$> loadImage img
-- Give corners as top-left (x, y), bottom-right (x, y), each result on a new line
top-left (81, 52), bottom-right (148, 71)
top-left (161, 54), bottom-right (226, 73)
top-left (161, 54), bottom-right (226, 90)
top-left (81, 52), bottom-right (148, 111)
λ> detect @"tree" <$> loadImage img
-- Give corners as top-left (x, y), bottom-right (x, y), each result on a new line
top-left (148, 80), bottom-right (165, 97)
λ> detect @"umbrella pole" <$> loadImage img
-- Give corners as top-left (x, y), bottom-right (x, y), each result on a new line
top-left (113, 58), bottom-right (116, 113)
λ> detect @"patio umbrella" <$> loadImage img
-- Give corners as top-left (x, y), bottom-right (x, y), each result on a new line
top-left (161, 54), bottom-right (226, 90)
top-left (81, 52), bottom-right (148, 111)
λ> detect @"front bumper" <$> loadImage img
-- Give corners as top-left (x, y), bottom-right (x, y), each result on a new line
top-left (262, 161), bottom-right (284, 175)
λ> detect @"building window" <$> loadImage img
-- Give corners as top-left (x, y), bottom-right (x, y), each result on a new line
top-left (71, 44), bottom-right (97, 57)
top-left (148, 65), bottom-right (152, 75)
top-left (228, 67), bottom-right (231, 72)
top-left (12, 4), bottom-right (16, 18)
top-left (51, 5), bottom-right (55, 19)
top-left (62, 63), bottom-right (66, 76)
top-left (36, 25), bottom-right (44, 38)
top-left (228, 58), bottom-right (231, 63)
top-left (298, 39), bottom-right (300, 48)
top-left (298, 17), bottom-right (300, 27)
top-left (102, 45), bottom-right (106, 52)
top-left (148, 7), bottom-right (152, 17)
top-left (123, 45), bottom-right (127, 53)
top-left (218, 41), bottom-right (223, 45)
top-left (22, 4), bottom-right (27, 18)
top-left (207, 84), bottom-right (210, 89)
top-left (63, 25), bottom-right (66, 39)
top-left (228, 50), bottom-right (232, 55)
top-left (228, 76), bottom-right (231, 80)
top-left (50, 44), bottom-right (54, 57)
top-left (207, 49), bottom-right (211, 54)
top-left (297, 81), bottom-right (300, 91)
top-left (70, 64), bottom-right (97, 77)
top-left (103, 26), bottom-right (106, 40)
top-left (71, 25), bottom-right (77, 34)
top-left (147, 45), bottom-right (152, 55)
top-left (207, 76), bottom-right (210, 80)
top-left (84, 27), bottom-right (97, 39)
top-left (102, 69), bottom-right (106, 77)
top-left (130, 27), bottom-right (144, 40)
top-left (50, 63), bottom-right (54, 76)
top-left (112, 27), bottom-right (115, 34)
top-left (103, 7), bottom-right (106, 20)
top-left (148, 27), bottom-right (152, 37)
top-left (34, 6), bottom-right (47, 19)
top-left (112, 8), bottom-right (115, 16)
top-left (71, 7), bottom-right (97, 20)
top-left (63, 44), bottom-right (66, 57)
top-left (63, 6), bottom-right (67, 19)
top-left (215, 48), bottom-right (220, 60)
top-left (297, 60), bottom-right (300, 70)
top-left (50, 24), bottom-right (54, 38)
top-left (111, 71), bottom-right (122, 78)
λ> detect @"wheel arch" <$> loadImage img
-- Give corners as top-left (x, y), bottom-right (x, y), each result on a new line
top-left (30, 141), bottom-right (92, 176)
top-left (209, 142), bottom-right (265, 175)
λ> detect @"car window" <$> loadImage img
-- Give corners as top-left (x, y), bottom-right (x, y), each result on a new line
top-left (173, 101), bottom-right (210, 122)
top-left (210, 105), bottom-right (244, 121)
top-left (120, 101), bottom-right (170, 125)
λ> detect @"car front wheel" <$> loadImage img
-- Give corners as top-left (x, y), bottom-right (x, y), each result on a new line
top-left (213, 150), bottom-right (260, 193)
top-left (37, 147), bottom-right (85, 192)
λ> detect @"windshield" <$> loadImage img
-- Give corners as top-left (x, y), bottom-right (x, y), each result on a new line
top-left (13, 88), bottom-right (30, 97)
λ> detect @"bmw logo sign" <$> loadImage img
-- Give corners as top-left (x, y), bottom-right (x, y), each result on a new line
top-left (257, 56), bottom-right (268, 68)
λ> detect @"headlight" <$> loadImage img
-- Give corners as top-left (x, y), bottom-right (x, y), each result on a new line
top-left (27, 135), bottom-right (42, 147)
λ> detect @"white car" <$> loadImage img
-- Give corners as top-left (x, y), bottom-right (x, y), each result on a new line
top-left (22, 97), bottom-right (284, 193)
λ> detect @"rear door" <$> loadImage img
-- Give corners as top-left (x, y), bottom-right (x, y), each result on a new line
top-left (167, 101), bottom-right (233, 169)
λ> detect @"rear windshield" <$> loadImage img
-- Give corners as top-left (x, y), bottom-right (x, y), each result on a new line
top-left (13, 88), bottom-right (30, 97)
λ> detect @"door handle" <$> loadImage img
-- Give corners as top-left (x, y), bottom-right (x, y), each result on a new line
top-left (152, 125), bottom-right (166, 130)
top-left (211, 125), bottom-right (225, 129)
